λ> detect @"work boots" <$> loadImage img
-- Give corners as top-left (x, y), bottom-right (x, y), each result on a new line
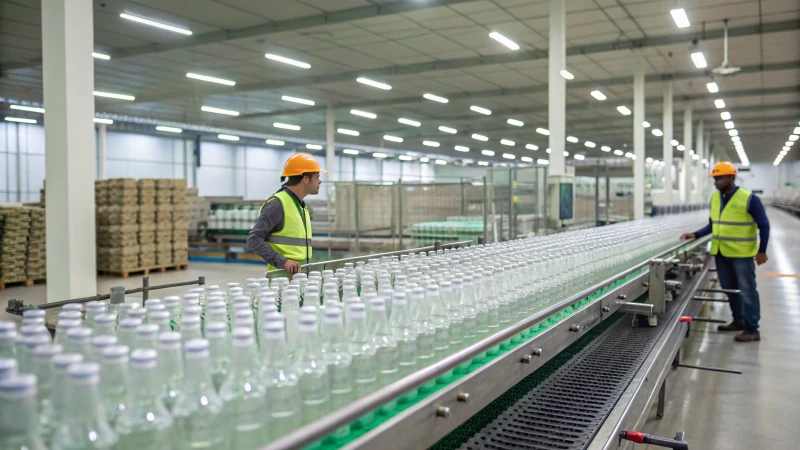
top-left (717, 322), bottom-right (743, 331)
top-left (734, 332), bottom-right (760, 342)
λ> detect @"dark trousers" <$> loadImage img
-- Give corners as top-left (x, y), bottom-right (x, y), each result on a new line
top-left (715, 254), bottom-right (761, 334)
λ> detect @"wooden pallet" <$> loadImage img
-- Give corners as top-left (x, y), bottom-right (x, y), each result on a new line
top-left (98, 263), bottom-right (189, 279)
top-left (0, 278), bottom-right (46, 291)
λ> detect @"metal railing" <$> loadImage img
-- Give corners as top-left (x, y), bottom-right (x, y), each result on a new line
top-left (262, 236), bottom-right (711, 450)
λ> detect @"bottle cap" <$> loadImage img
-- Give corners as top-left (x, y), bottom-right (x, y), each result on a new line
top-left (348, 302), bottom-right (367, 319)
top-left (0, 374), bottom-right (37, 396)
top-left (157, 332), bottom-right (182, 350)
top-left (183, 305), bottom-right (202, 316)
top-left (101, 345), bottom-right (129, 362)
top-left (184, 339), bottom-right (210, 358)
top-left (22, 309), bottom-right (45, 319)
top-left (66, 327), bottom-right (92, 341)
top-left (163, 296), bottom-right (180, 308)
top-left (68, 362), bottom-right (101, 384)
top-left (204, 321), bottom-right (227, 339)
top-left (231, 327), bottom-right (255, 347)
top-left (130, 348), bottom-right (158, 369)
top-left (62, 303), bottom-right (83, 312)
top-left (181, 315), bottom-right (201, 328)
top-left (118, 318), bottom-right (142, 330)
top-left (135, 324), bottom-right (159, 337)
top-left (86, 301), bottom-right (106, 311)
top-left (91, 336), bottom-right (118, 351)
top-left (93, 313), bottom-right (116, 325)
top-left (52, 353), bottom-right (84, 369)
top-left (0, 358), bottom-right (18, 378)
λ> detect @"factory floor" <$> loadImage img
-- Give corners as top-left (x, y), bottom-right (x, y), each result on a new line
top-left (640, 206), bottom-right (800, 449)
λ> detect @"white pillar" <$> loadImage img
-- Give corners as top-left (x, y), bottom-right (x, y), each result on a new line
top-left (325, 107), bottom-right (336, 182)
top-left (547, 0), bottom-right (566, 175)
top-left (42, 0), bottom-right (96, 300)
top-left (662, 82), bottom-right (673, 205)
top-left (682, 107), bottom-right (693, 203)
top-left (633, 55), bottom-right (646, 220)
top-left (695, 120), bottom-right (704, 203)
top-left (97, 123), bottom-right (107, 180)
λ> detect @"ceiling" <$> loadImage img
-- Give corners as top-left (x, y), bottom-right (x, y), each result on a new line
top-left (1, 0), bottom-right (798, 165)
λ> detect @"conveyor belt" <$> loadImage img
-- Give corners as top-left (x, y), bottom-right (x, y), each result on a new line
top-left (462, 296), bottom-right (682, 450)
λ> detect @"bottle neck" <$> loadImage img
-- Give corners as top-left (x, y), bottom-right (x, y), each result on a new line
top-left (229, 343), bottom-right (259, 375)
top-left (348, 317), bottom-right (370, 343)
top-left (295, 326), bottom-right (322, 360)
top-left (158, 347), bottom-right (184, 381)
top-left (0, 393), bottom-right (38, 438)
top-left (321, 321), bottom-right (347, 351)
top-left (370, 309), bottom-right (392, 335)
top-left (183, 355), bottom-right (215, 391)
top-left (65, 379), bottom-right (106, 426)
top-left (389, 301), bottom-right (412, 326)
top-left (129, 364), bottom-right (161, 401)
top-left (261, 336), bottom-right (291, 368)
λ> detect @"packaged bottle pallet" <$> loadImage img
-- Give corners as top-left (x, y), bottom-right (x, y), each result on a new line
top-left (0, 206), bottom-right (32, 284)
top-left (26, 207), bottom-right (46, 280)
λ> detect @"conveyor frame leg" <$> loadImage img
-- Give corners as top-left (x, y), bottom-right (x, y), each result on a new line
top-left (657, 380), bottom-right (666, 418)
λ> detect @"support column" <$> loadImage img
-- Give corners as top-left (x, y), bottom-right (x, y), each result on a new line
top-left (662, 82), bottom-right (673, 205)
top-left (325, 107), bottom-right (336, 181)
top-left (97, 123), bottom-right (107, 180)
top-left (695, 120), bottom-right (704, 203)
top-left (633, 55), bottom-right (645, 220)
top-left (42, 0), bottom-right (96, 300)
top-left (682, 107), bottom-right (693, 204)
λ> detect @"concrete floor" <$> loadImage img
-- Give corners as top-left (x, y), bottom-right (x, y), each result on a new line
top-left (640, 207), bottom-right (800, 449)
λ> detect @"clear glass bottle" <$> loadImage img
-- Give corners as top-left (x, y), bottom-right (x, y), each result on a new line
top-left (180, 316), bottom-right (203, 342)
top-left (90, 335), bottom-right (118, 363)
top-left (259, 320), bottom-right (301, 441)
top-left (389, 292), bottom-right (417, 377)
top-left (293, 314), bottom-right (330, 425)
top-left (99, 345), bottom-right (129, 426)
top-left (116, 319), bottom-right (140, 349)
top-left (172, 339), bottom-right (228, 450)
top-left (17, 333), bottom-right (50, 374)
top-left (63, 327), bottom-right (93, 361)
top-left (0, 321), bottom-right (16, 359)
top-left (91, 313), bottom-right (116, 337)
top-left (457, 276), bottom-right (478, 342)
top-left (219, 328), bottom-right (267, 449)
top-left (346, 302), bottom-right (377, 406)
top-left (31, 343), bottom-right (62, 410)
top-left (163, 296), bottom-right (181, 331)
top-left (134, 324), bottom-right (159, 350)
top-left (321, 307), bottom-right (353, 430)
top-left (40, 353), bottom-right (83, 444)
top-left (367, 297), bottom-right (398, 386)
top-left (116, 303), bottom-right (139, 322)
top-left (84, 301), bottom-right (107, 329)
top-left (0, 374), bottom-right (46, 450)
top-left (147, 310), bottom-right (171, 334)
top-left (115, 348), bottom-right (174, 450)
top-left (409, 287), bottom-right (435, 367)
top-left (0, 357), bottom-right (17, 381)
top-left (426, 283), bottom-right (451, 358)
top-left (204, 322), bottom-right (231, 390)
top-left (50, 362), bottom-right (118, 450)
top-left (157, 332), bottom-right (184, 410)
top-left (282, 289), bottom-right (301, 359)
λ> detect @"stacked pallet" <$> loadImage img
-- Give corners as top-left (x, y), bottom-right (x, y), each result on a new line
top-left (26, 207), bottom-right (46, 280)
top-left (96, 179), bottom-right (141, 273)
top-left (155, 179), bottom-right (174, 266)
top-left (39, 180), bottom-right (46, 208)
top-left (172, 179), bottom-right (189, 264)
top-left (0, 206), bottom-right (32, 285)
top-left (187, 188), bottom-right (210, 239)
top-left (138, 179), bottom-right (157, 268)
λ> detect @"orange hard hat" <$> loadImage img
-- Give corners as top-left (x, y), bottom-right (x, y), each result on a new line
top-left (710, 161), bottom-right (737, 177)
top-left (281, 153), bottom-right (327, 177)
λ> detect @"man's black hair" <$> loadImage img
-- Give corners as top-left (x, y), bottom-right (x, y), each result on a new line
top-left (280, 172), bottom-right (314, 186)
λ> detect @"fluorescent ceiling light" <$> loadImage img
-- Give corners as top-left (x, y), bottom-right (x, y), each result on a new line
top-left (470, 105), bottom-right (492, 115)
top-left (420, 157), bottom-right (430, 163)
top-left (642, 121), bottom-right (651, 128)
top-left (526, 144), bottom-right (538, 151)
top-left (617, 105), bottom-right (632, 115)
top-left (574, 154), bottom-right (585, 160)
top-left (282, 95), bottom-right (315, 106)
top-left (423, 93), bottom-right (449, 103)
top-left (423, 140), bottom-right (440, 147)
top-left (5, 117), bottom-right (36, 124)
top-left (585, 141), bottom-right (596, 148)
top-left (563, 151), bottom-right (569, 157)
top-left (472, 134), bottom-right (488, 141)
top-left (715, 99), bottom-right (726, 108)
top-left (670, 8), bottom-right (690, 28)
top-left (350, 109), bottom-right (376, 119)
top-left (398, 118), bottom-right (421, 127)
top-left (502, 153), bottom-right (516, 160)
top-left (120, 13), bottom-right (192, 35)
top-left (265, 53), bottom-right (310, 69)
top-left (601, 146), bottom-right (611, 152)
top-left (306, 144), bottom-right (323, 150)
top-left (566, 136), bottom-right (579, 143)
top-left (560, 70), bottom-right (574, 80)
top-left (435, 159), bottom-right (447, 165)
top-left (652, 129), bottom-right (663, 137)
top-left (794, 127), bottom-right (800, 134)
top-left (677, 145), bottom-right (685, 150)
top-left (789, 134), bottom-right (799, 141)
top-left (343, 149), bottom-right (359, 155)
top-left (724, 121), bottom-right (735, 129)
top-left (373, 152), bottom-right (388, 159)
top-left (399, 155), bottom-right (414, 161)
top-left (438, 126), bottom-right (457, 134)
top-left (728, 129), bottom-right (738, 136)
top-left (731, 136), bottom-right (740, 142)
top-left (537, 159), bottom-right (549, 165)
top-left (590, 90), bottom-right (607, 101)
top-left (93, 118), bottom-right (113, 124)
top-left (624, 152), bottom-right (635, 159)
top-left (337, 128), bottom-right (359, 136)
top-left (706, 82), bottom-right (719, 93)
top-left (488, 31), bottom-right (520, 50)
top-left (671, 139), bottom-right (679, 146)
top-left (521, 156), bottom-right (533, 163)
top-left (156, 126), bottom-right (182, 133)
top-left (546, 148), bottom-right (551, 153)
top-left (787, 141), bottom-right (795, 146)
top-left (356, 77), bottom-right (392, 90)
top-left (536, 128), bottom-right (550, 136)
top-left (481, 150), bottom-right (495, 156)
top-left (692, 154), bottom-right (699, 160)
top-left (613, 149), bottom-right (624, 156)
top-left (94, 91), bottom-right (135, 101)
top-left (186, 73), bottom-right (235, 86)
top-left (507, 118), bottom-right (524, 126)
top-left (454, 146), bottom-right (470, 152)
top-left (92, 52), bottom-right (110, 60)
top-left (501, 139), bottom-right (515, 146)
top-left (783, 146), bottom-right (791, 151)
top-left (478, 161), bottom-right (490, 166)
top-left (266, 139), bottom-right (285, 146)
top-left (201, 105), bottom-right (238, 116)
top-left (720, 111), bottom-right (731, 120)
top-left (383, 135), bottom-right (403, 143)
top-left (10, 105), bottom-right (44, 114)
top-left (273, 122), bottom-right (301, 131)
top-left (646, 157), bottom-right (654, 163)
top-left (217, 134), bottom-right (239, 141)
top-left (690, 52), bottom-right (707, 69)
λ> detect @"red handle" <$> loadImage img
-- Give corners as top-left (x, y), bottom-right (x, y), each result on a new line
top-left (622, 431), bottom-right (646, 444)
top-left (679, 316), bottom-right (692, 323)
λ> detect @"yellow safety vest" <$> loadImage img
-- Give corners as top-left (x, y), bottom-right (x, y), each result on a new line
top-left (709, 187), bottom-right (758, 257)
top-left (261, 190), bottom-right (312, 271)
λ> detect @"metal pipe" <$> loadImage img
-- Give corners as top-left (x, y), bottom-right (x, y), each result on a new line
top-left (697, 288), bottom-right (740, 295)
top-left (692, 296), bottom-right (729, 302)
top-left (617, 301), bottom-right (654, 316)
top-left (262, 236), bottom-right (711, 450)
top-left (674, 363), bottom-right (742, 374)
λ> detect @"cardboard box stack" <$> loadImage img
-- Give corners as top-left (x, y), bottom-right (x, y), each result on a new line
top-left (26, 207), bottom-right (46, 280)
top-left (172, 179), bottom-right (189, 265)
top-left (0, 206), bottom-right (32, 285)
top-left (137, 179), bottom-right (157, 268)
top-left (96, 179), bottom-right (141, 273)
top-left (187, 188), bottom-right (210, 239)
top-left (155, 179), bottom-right (174, 266)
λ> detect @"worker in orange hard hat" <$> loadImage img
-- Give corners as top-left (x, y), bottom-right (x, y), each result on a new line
top-left (680, 161), bottom-right (770, 342)
top-left (247, 153), bottom-right (326, 275)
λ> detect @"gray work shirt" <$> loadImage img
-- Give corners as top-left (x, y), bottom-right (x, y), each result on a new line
top-left (246, 189), bottom-right (306, 268)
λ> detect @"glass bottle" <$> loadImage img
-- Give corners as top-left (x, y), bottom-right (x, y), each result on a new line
top-left (17, 334), bottom-right (50, 374)
top-left (157, 332), bottom-right (184, 410)
top-left (0, 321), bottom-right (16, 358)
top-left (31, 343), bottom-right (62, 410)
top-left (0, 357), bottom-right (17, 381)
top-left (219, 328), bottom-right (267, 449)
top-left (50, 362), bottom-right (118, 450)
top-left (180, 316), bottom-right (203, 342)
top-left (99, 345), bottom-right (129, 426)
top-left (321, 307), bottom-right (353, 434)
top-left (91, 313), bottom-right (116, 337)
top-left (409, 287), bottom-right (435, 367)
top-left (458, 277), bottom-right (478, 341)
top-left (389, 292), bottom-right (417, 377)
top-left (163, 296), bottom-right (181, 331)
top-left (134, 324), bottom-right (159, 350)
top-left (84, 301), bottom-right (107, 329)
top-left (259, 320), bottom-right (301, 440)
top-left (148, 310), bottom-right (171, 333)
top-left (40, 353), bottom-right (83, 444)
top-left (282, 290), bottom-right (301, 359)
top-left (347, 302), bottom-right (377, 406)
top-left (293, 314), bottom-right (330, 425)
top-left (426, 283), bottom-right (451, 358)
top-left (116, 319), bottom-right (140, 349)
top-left (172, 339), bottom-right (228, 450)
top-left (115, 348), bottom-right (174, 450)
top-left (204, 322), bottom-right (231, 390)
top-left (90, 335), bottom-right (118, 363)
top-left (0, 374), bottom-right (46, 450)
top-left (367, 297), bottom-right (398, 387)
top-left (63, 327), bottom-right (93, 361)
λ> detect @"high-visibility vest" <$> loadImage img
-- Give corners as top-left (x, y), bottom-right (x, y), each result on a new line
top-left (709, 187), bottom-right (758, 257)
top-left (261, 190), bottom-right (312, 271)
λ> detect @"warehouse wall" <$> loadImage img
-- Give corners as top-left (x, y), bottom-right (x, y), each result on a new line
top-left (736, 162), bottom-right (800, 198)
top-left (0, 123), bottom-right (438, 204)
